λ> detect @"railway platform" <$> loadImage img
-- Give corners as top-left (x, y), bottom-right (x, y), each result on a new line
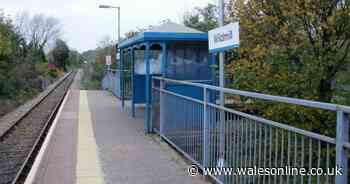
top-left (26, 73), bottom-right (207, 184)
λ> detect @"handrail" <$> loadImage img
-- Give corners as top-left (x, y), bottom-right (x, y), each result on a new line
top-left (152, 76), bottom-right (350, 184)
top-left (107, 69), bottom-right (131, 72)
top-left (153, 76), bottom-right (350, 113)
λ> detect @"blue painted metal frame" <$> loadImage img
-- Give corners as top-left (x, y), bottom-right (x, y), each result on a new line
top-left (161, 42), bottom-right (167, 75)
top-left (120, 48), bottom-right (125, 108)
top-left (131, 48), bottom-right (136, 117)
top-left (119, 29), bottom-right (211, 134)
top-left (119, 32), bottom-right (208, 49)
top-left (209, 44), bottom-right (240, 53)
top-left (144, 42), bottom-right (153, 133)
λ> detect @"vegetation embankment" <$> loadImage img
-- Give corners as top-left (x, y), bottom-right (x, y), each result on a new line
top-left (0, 12), bottom-right (82, 116)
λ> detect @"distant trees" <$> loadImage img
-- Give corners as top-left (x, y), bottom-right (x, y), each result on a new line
top-left (80, 36), bottom-right (116, 89)
top-left (16, 12), bottom-right (61, 51)
top-left (52, 39), bottom-right (70, 71)
top-left (68, 50), bottom-right (84, 68)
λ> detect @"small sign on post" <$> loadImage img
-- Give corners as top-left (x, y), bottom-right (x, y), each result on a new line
top-left (209, 22), bottom-right (240, 53)
top-left (105, 55), bottom-right (112, 66)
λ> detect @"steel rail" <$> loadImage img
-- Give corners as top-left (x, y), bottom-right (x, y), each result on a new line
top-left (0, 72), bottom-right (72, 140)
top-left (6, 72), bottom-right (75, 184)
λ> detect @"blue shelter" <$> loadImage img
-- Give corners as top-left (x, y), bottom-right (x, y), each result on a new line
top-left (118, 22), bottom-right (213, 133)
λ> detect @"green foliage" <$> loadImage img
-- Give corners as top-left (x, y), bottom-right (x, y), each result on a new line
top-left (80, 61), bottom-right (105, 90)
top-left (0, 11), bottom-right (62, 116)
top-left (52, 39), bottom-right (70, 71)
top-left (183, 1), bottom-right (350, 135)
top-left (229, 0), bottom-right (350, 101)
top-left (0, 13), bottom-right (26, 99)
top-left (183, 3), bottom-right (218, 32)
top-left (68, 50), bottom-right (83, 69)
top-left (222, 0), bottom-right (350, 135)
top-left (80, 37), bottom-right (116, 90)
top-left (35, 62), bottom-right (58, 78)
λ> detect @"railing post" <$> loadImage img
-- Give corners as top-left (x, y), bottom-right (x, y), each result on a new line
top-left (149, 77), bottom-right (154, 133)
top-left (160, 78), bottom-right (165, 136)
top-left (121, 50), bottom-right (125, 108)
top-left (131, 48), bottom-right (135, 118)
top-left (203, 87), bottom-right (209, 167)
top-left (160, 42), bottom-right (166, 135)
top-left (336, 110), bottom-right (349, 184)
top-left (144, 42), bottom-right (151, 133)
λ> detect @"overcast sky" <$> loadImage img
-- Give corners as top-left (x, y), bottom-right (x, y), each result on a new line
top-left (1, 0), bottom-right (214, 52)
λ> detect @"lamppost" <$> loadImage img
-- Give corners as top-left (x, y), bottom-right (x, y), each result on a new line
top-left (99, 4), bottom-right (124, 107)
top-left (98, 5), bottom-right (121, 44)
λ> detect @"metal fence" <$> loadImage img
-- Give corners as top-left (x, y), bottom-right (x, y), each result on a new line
top-left (102, 69), bottom-right (132, 99)
top-left (152, 76), bottom-right (350, 184)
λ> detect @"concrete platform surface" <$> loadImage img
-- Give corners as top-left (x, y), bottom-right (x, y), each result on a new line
top-left (31, 74), bottom-right (208, 184)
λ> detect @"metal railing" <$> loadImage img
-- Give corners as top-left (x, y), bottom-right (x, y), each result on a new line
top-left (102, 69), bottom-right (132, 99)
top-left (152, 76), bottom-right (350, 184)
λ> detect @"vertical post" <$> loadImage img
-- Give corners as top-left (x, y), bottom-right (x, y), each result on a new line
top-left (218, 0), bottom-right (226, 167)
top-left (107, 66), bottom-right (110, 90)
top-left (161, 42), bottom-right (167, 76)
top-left (131, 48), bottom-right (136, 118)
top-left (160, 79), bottom-right (164, 135)
top-left (117, 7), bottom-right (120, 44)
top-left (116, 7), bottom-right (122, 101)
top-left (116, 45), bottom-right (120, 96)
top-left (145, 43), bottom-right (151, 133)
top-left (121, 50), bottom-right (125, 108)
top-left (203, 87), bottom-right (209, 167)
top-left (210, 53), bottom-right (217, 102)
top-left (336, 111), bottom-right (349, 184)
top-left (160, 42), bottom-right (167, 136)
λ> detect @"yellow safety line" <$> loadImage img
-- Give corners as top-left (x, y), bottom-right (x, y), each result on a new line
top-left (76, 91), bottom-right (105, 184)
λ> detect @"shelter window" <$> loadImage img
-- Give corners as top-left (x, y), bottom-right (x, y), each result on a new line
top-left (150, 50), bottom-right (161, 74)
top-left (184, 48), bottom-right (196, 64)
top-left (134, 50), bottom-right (145, 75)
top-left (199, 48), bottom-right (208, 65)
top-left (134, 49), bottom-right (162, 75)
top-left (175, 49), bottom-right (184, 65)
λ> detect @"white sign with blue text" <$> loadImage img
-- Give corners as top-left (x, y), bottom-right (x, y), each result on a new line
top-left (208, 22), bottom-right (240, 53)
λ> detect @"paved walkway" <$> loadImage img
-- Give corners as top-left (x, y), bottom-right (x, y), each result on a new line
top-left (30, 72), bottom-right (208, 184)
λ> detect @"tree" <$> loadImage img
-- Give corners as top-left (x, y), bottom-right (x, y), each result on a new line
top-left (0, 12), bottom-right (43, 115)
top-left (68, 50), bottom-right (83, 68)
top-left (183, 3), bottom-right (219, 32)
top-left (80, 36), bottom-right (117, 90)
top-left (16, 12), bottom-right (61, 51)
top-left (224, 0), bottom-right (350, 134)
top-left (0, 13), bottom-right (21, 98)
top-left (124, 30), bottom-right (142, 39)
top-left (96, 36), bottom-right (116, 67)
top-left (52, 39), bottom-right (69, 71)
top-left (0, 10), bottom-right (65, 116)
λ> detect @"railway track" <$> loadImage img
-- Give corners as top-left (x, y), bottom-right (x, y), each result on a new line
top-left (0, 72), bottom-right (76, 184)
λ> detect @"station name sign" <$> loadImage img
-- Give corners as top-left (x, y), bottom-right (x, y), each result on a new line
top-left (209, 22), bottom-right (240, 53)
